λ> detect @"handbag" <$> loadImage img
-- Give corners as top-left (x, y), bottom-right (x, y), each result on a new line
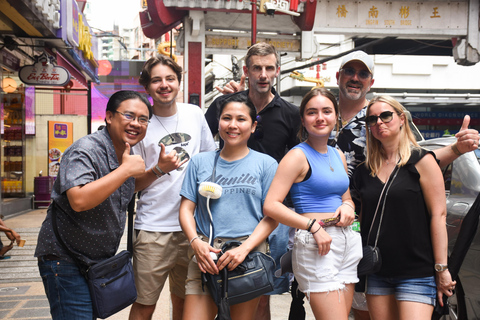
top-left (51, 198), bottom-right (137, 319)
top-left (202, 240), bottom-right (276, 306)
top-left (199, 151), bottom-right (276, 306)
top-left (357, 164), bottom-right (400, 277)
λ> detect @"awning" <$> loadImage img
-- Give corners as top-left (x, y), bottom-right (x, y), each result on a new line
top-left (56, 52), bottom-right (88, 89)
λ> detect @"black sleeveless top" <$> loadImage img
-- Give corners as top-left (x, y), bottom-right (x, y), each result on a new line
top-left (352, 147), bottom-right (435, 278)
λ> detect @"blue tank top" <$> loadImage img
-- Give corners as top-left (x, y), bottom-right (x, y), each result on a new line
top-left (290, 143), bottom-right (349, 213)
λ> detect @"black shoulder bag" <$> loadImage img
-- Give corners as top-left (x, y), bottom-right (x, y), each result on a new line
top-left (201, 151), bottom-right (276, 306)
top-left (357, 164), bottom-right (400, 276)
top-left (52, 198), bottom-right (137, 319)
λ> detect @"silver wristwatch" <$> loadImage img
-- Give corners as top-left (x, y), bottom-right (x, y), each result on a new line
top-left (434, 263), bottom-right (448, 272)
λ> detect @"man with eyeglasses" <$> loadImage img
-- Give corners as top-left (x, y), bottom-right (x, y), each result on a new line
top-left (205, 43), bottom-right (301, 320)
top-left (332, 50), bottom-right (478, 178)
top-left (129, 56), bottom-right (216, 320)
top-left (35, 90), bottom-right (152, 319)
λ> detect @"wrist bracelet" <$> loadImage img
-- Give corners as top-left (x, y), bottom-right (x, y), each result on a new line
top-left (311, 225), bottom-right (322, 235)
top-left (342, 202), bottom-right (355, 210)
top-left (451, 143), bottom-right (465, 156)
top-left (156, 164), bottom-right (170, 176)
top-left (306, 219), bottom-right (312, 230)
top-left (151, 166), bottom-right (162, 178)
top-left (307, 218), bottom-right (317, 232)
top-left (189, 236), bottom-right (200, 245)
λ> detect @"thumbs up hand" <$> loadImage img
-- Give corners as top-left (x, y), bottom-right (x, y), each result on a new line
top-left (122, 142), bottom-right (145, 178)
top-left (454, 115), bottom-right (479, 154)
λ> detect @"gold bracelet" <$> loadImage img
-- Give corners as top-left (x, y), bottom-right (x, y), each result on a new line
top-left (451, 143), bottom-right (465, 156)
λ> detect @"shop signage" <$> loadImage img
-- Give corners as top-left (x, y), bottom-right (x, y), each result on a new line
top-left (58, 0), bottom-right (96, 64)
top-left (65, 0), bottom-right (79, 47)
top-left (314, 1), bottom-right (468, 36)
top-left (48, 121), bottom-right (73, 177)
top-left (19, 53), bottom-right (70, 86)
top-left (1, 50), bottom-right (20, 71)
top-left (206, 36), bottom-right (300, 52)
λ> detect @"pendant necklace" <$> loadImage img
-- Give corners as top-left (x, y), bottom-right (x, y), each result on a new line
top-left (154, 113), bottom-right (178, 140)
top-left (385, 153), bottom-right (399, 165)
top-left (322, 148), bottom-right (334, 172)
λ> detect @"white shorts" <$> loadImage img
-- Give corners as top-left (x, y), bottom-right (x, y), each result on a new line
top-left (292, 226), bottom-right (362, 298)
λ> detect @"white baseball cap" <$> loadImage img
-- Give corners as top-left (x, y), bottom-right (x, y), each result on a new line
top-left (340, 51), bottom-right (374, 75)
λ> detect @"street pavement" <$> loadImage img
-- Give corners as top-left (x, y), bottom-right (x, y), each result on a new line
top-left (0, 209), bottom-right (328, 319)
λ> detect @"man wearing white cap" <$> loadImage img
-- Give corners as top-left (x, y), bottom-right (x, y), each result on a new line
top-left (331, 50), bottom-right (478, 178)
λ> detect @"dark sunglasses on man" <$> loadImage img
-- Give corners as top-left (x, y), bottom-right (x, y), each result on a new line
top-left (340, 67), bottom-right (372, 80)
top-left (365, 111), bottom-right (394, 127)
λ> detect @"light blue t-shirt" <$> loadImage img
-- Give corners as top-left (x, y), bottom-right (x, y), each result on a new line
top-left (180, 149), bottom-right (278, 239)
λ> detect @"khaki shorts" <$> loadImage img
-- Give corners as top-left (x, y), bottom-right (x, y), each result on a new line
top-left (133, 230), bottom-right (189, 305)
top-left (185, 235), bottom-right (268, 296)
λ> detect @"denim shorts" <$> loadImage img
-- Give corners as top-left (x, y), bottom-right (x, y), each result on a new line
top-left (292, 226), bottom-right (362, 298)
top-left (366, 273), bottom-right (437, 306)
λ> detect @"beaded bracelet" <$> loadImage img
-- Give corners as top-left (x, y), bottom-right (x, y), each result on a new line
top-left (307, 218), bottom-right (317, 232)
top-left (306, 219), bottom-right (312, 230)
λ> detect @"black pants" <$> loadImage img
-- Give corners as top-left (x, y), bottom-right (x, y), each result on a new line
top-left (289, 277), bottom-right (306, 320)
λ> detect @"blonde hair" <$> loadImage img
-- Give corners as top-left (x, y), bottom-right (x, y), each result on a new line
top-left (365, 95), bottom-right (419, 176)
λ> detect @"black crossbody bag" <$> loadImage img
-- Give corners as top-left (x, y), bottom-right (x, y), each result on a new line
top-left (201, 151), bottom-right (276, 306)
top-left (52, 199), bottom-right (137, 319)
top-left (357, 164), bottom-right (400, 277)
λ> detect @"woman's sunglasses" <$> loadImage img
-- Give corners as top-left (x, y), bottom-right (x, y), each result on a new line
top-left (365, 111), bottom-right (394, 127)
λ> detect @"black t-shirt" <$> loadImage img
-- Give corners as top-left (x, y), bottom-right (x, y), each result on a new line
top-left (352, 147), bottom-right (435, 278)
top-left (205, 88), bottom-right (301, 163)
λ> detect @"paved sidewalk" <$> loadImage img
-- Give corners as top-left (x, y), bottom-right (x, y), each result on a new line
top-left (0, 209), bottom-right (321, 319)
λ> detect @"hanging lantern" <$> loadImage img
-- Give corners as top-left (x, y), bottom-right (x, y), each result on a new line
top-left (2, 77), bottom-right (18, 93)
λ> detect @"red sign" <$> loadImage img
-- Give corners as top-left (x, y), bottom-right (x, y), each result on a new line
top-left (19, 53), bottom-right (70, 86)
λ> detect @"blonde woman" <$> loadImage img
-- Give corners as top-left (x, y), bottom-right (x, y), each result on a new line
top-left (352, 95), bottom-right (456, 320)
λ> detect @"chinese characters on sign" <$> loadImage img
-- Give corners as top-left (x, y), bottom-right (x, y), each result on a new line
top-left (48, 122), bottom-right (73, 177)
top-left (316, 1), bottom-right (467, 35)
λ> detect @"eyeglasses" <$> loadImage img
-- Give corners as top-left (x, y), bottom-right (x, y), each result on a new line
top-left (254, 115), bottom-right (264, 141)
top-left (365, 111), bottom-right (394, 127)
top-left (115, 111), bottom-right (150, 125)
top-left (340, 67), bottom-right (372, 80)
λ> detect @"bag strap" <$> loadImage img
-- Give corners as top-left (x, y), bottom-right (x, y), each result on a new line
top-left (205, 151), bottom-right (221, 246)
top-left (211, 150), bottom-right (221, 183)
top-left (366, 161), bottom-right (401, 248)
top-left (51, 194), bottom-right (135, 274)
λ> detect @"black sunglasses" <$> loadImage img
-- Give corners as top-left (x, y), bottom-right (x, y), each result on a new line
top-left (340, 67), bottom-right (371, 80)
top-left (365, 111), bottom-right (394, 127)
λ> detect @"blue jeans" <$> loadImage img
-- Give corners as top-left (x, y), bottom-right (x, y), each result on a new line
top-left (38, 258), bottom-right (95, 320)
top-left (366, 273), bottom-right (437, 306)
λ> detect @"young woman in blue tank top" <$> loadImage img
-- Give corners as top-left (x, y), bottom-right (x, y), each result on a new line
top-left (264, 88), bottom-right (362, 320)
